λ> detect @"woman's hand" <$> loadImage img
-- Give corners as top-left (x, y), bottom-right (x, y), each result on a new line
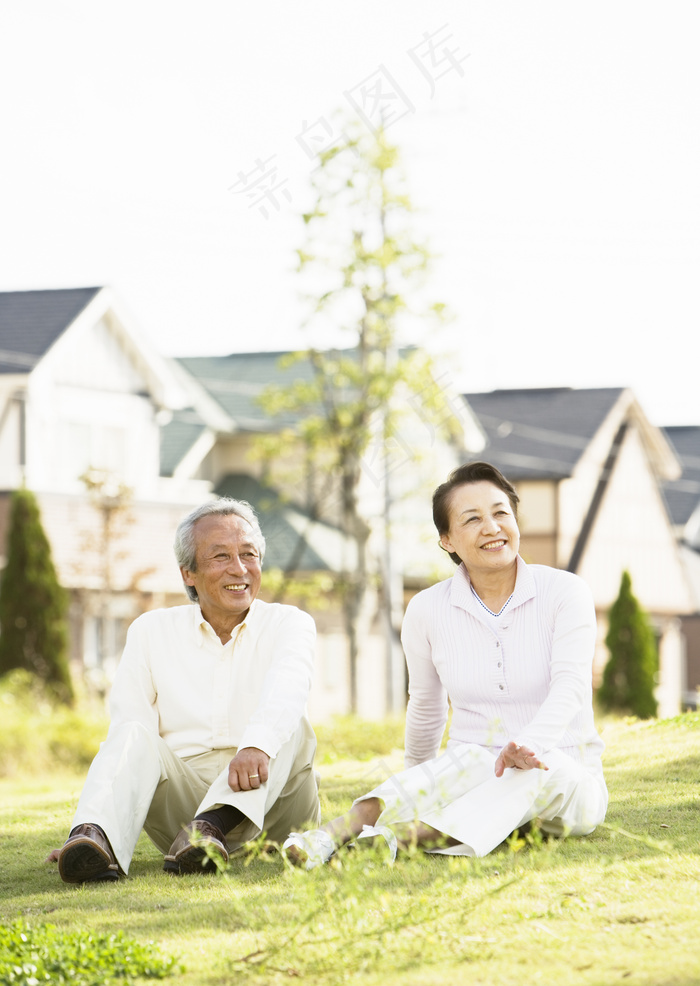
top-left (494, 741), bottom-right (548, 776)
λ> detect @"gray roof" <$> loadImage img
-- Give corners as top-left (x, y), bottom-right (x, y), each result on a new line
top-left (463, 388), bottom-right (625, 479)
top-left (166, 350), bottom-right (315, 474)
top-left (177, 351), bottom-right (315, 431)
top-left (0, 287), bottom-right (102, 373)
top-left (214, 473), bottom-right (333, 571)
top-left (160, 410), bottom-right (208, 477)
top-left (177, 346), bottom-right (422, 433)
top-left (662, 427), bottom-right (700, 527)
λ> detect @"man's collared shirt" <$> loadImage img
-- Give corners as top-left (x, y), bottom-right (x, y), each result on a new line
top-left (107, 598), bottom-right (316, 759)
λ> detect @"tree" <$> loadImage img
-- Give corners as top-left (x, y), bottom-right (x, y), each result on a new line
top-left (75, 469), bottom-right (137, 681)
top-left (0, 488), bottom-right (73, 703)
top-left (258, 118), bottom-right (458, 712)
top-left (599, 570), bottom-right (658, 718)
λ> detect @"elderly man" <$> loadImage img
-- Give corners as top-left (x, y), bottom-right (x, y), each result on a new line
top-left (52, 497), bottom-right (320, 881)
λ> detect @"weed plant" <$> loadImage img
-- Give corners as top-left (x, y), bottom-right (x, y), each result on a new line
top-left (0, 919), bottom-right (178, 985)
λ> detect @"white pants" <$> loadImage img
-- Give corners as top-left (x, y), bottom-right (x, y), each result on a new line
top-left (358, 744), bottom-right (608, 857)
top-left (71, 719), bottom-right (320, 873)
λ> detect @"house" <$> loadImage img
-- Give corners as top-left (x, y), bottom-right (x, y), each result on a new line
top-left (0, 292), bottom-right (486, 718)
top-left (0, 286), bottom-right (209, 685)
top-left (164, 349), bottom-right (487, 718)
top-left (462, 387), bottom-right (696, 715)
top-left (661, 426), bottom-right (700, 705)
top-left (8, 286), bottom-right (693, 718)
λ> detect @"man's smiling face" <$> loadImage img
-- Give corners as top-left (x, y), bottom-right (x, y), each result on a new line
top-left (180, 513), bottom-right (262, 634)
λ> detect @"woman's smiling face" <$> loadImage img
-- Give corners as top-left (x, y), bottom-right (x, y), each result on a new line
top-left (439, 481), bottom-right (520, 576)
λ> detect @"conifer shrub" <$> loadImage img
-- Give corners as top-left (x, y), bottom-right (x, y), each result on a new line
top-left (0, 487), bottom-right (73, 704)
top-left (599, 570), bottom-right (658, 718)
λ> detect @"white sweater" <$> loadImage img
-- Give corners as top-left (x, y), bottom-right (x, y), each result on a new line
top-left (401, 557), bottom-right (604, 771)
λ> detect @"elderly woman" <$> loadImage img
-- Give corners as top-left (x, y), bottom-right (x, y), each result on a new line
top-left (285, 461), bottom-right (608, 866)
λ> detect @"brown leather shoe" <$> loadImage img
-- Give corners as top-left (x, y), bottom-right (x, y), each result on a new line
top-left (163, 820), bottom-right (229, 875)
top-left (58, 823), bottom-right (121, 883)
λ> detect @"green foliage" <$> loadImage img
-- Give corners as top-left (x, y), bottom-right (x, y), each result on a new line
top-left (0, 488), bottom-right (73, 704)
top-left (0, 919), bottom-right (178, 985)
top-left (0, 670), bottom-right (107, 777)
top-left (261, 567), bottom-right (339, 609)
top-left (599, 571), bottom-right (658, 718)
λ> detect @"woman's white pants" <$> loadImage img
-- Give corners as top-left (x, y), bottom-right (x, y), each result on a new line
top-left (358, 744), bottom-right (608, 857)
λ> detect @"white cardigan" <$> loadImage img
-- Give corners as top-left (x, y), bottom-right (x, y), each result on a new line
top-left (401, 557), bottom-right (604, 772)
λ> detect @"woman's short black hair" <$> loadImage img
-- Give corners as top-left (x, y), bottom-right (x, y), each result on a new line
top-left (432, 461), bottom-right (520, 565)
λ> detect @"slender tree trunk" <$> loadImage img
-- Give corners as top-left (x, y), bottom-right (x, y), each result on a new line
top-left (341, 463), bottom-right (371, 713)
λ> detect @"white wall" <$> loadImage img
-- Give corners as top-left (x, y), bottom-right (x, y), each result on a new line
top-left (25, 316), bottom-right (162, 497)
top-left (517, 480), bottom-right (557, 534)
top-left (558, 392), bottom-right (630, 567)
top-left (0, 382), bottom-right (24, 488)
top-left (577, 425), bottom-right (694, 615)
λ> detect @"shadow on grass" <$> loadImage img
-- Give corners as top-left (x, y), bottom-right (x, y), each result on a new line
top-left (5, 746), bottom-right (697, 928)
top-left (0, 807), bottom-right (673, 927)
top-left (605, 750), bottom-right (700, 778)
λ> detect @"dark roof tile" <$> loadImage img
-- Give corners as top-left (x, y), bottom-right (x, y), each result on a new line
top-left (662, 426), bottom-right (700, 526)
top-left (177, 351), bottom-right (314, 431)
top-left (160, 410), bottom-right (208, 477)
top-left (0, 287), bottom-right (102, 373)
top-left (463, 387), bottom-right (625, 479)
top-left (214, 473), bottom-right (330, 571)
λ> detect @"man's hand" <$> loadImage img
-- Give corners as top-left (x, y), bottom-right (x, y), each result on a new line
top-left (494, 741), bottom-right (548, 777)
top-left (228, 747), bottom-right (271, 792)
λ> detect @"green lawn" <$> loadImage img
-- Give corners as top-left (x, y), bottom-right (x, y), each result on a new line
top-left (1, 713), bottom-right (699, 986)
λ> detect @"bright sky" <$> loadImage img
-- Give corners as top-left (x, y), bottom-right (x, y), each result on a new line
top-left (1, 1), bottom-right (698, 425)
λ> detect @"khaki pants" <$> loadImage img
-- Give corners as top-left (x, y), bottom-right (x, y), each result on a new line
top-left (72, 719), bottom-right (320, 873)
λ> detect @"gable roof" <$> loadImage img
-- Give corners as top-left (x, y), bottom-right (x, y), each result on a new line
top-left (0, 287), bottom-right (102, 373)
top-left (662, 426), bottom-right (700, 528)
top-left (177, 351), bottom-right (313, 431)
top-left (214, 473), bottom-right (353, 572)
top-left (176, 348), bottom-right (487, 451)
top-left (160, 409), bottom-right (208, 477)
top-left (162, 351), bottom-right (306, 476)
top-left (462, 387), bottom-right (626, 479)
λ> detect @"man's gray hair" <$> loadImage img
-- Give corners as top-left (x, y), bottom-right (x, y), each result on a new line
top-left (174, 497), bottom-right (266, 602)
